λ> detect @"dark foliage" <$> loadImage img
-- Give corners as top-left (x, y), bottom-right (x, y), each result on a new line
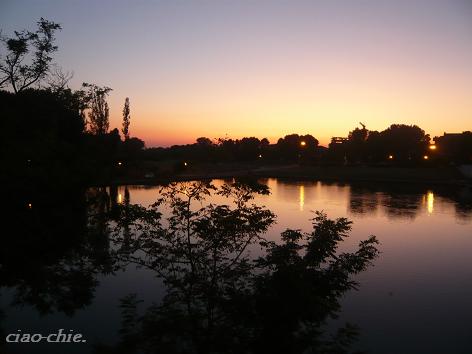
top-left (0, 18), bottom-right (62, 93)
top-left (1, 185), bottom-right (113, 318)
top-left (122, 97), bottom-right (131, 140)
top-left (98, 181), bottom-right (379, 354)
top-left (0, 87), bottom-right (145, 186)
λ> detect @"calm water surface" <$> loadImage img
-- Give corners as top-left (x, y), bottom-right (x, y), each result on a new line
top-left (2, 179), bottom-right (472, 353)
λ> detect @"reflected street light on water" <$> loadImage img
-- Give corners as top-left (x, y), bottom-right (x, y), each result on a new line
top-left (426, 191), bottom-right (434, 214)
top-left (299, 185), bottom-right (305, 211)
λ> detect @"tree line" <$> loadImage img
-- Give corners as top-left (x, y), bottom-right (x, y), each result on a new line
top-left (2, 18), bottom-right (471, 189)
top-left (1, 18), bottom-right (144, 187)
top-left (144, 123), bottom-right (472, 166)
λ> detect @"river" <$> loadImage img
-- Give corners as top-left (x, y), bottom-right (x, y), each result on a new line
top-left (2, 179), bottom-right (471, 353)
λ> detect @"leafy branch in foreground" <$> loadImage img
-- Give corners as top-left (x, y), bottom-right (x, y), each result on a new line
top-left (111, 180), bottom-right (274, 293)
top-left (0, 18), bottom-right (61, 93)
top-left (101, 181), bottom-right (379, 354)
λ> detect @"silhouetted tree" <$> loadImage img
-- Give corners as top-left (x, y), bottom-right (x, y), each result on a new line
top-left (363, 130), bottom-right (382, 162)
top-left (119, 137), bottom-right (146, 169)
top-left (346, 124), bottom-right (369, 163)
top-left (276, 134), bottom-right (319, 162)
top-left (196, 137), bottom-right (213, 146)
top-left (1, 184), bottom-right (113, 317)
top-left (47, 65), bottom-right (74, 92)
top-left (122, 97), bottom-right (130, 140)
top-left (83, 82), bottom-right (112, 135)
top-left (101, 181), bottom-right (379, 354)
top-left (250, 213), bottom-right (378, 353)
top-left (237, 137), bottom-right (263, 160)
top-left (0, 89), bottom-right (87, 189)
top-left (364, 124), bottom-right (430, 163)
top-left (0, 18), bottom-right (62, 93)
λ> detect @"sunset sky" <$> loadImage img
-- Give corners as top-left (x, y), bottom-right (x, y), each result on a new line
top-left (1, 0), bottom-right (471, 147)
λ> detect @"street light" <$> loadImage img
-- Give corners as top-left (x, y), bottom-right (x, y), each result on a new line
top-left (300, 141), bottom-right (306, 147)
top-left (429, 145), bottom-right (437, 150)
top-left (423, 155), bottom-right (429, 160)
top-left (388, 155), bottom-right (394, 160)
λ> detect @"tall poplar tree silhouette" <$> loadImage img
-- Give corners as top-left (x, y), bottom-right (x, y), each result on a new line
top-left (122, 97), bottom-right (130, 140)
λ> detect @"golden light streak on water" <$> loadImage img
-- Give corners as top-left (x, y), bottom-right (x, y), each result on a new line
top-left (299, 185), bottom-right (305, 211)
top-left (427, 191), bottom-right (434, 214)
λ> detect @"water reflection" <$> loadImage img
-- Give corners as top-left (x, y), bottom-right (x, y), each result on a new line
top-left (2, 179), bottom-right (471, 354)
top-left (299, 184), bottom-right (304, 211)
top-left (382, 192), bottom-right (423, 220)
top-left (426, 191), bottom-right (434, 214)
top-left (269, 179), bottom-right (471, 222)
top-left (446, 186), bottom-right (472, 223)
top-left (348, 189), bottom-right (380, 216)
top-left (100, 181), bottom-right (379, 354)
top-left (1, 185), bottom-right (113, 317)
top-left (347, 183), bottom-right (471, 221)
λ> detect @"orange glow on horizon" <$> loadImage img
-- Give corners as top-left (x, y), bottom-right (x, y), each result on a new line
top-left (107, 84), bottom-right (471, 147)
top-left (97, 1), bottom-right (472, 149)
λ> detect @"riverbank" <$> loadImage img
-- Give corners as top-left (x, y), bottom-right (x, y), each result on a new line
top-left (112, 164), bottom-right (471, 186)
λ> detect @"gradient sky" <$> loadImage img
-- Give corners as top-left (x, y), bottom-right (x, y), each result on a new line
top-left (1, 0), bottom-right (471, 146)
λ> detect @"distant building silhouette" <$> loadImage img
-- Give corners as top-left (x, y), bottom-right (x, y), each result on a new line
top-left (329, 137), bottom-right (348, 146)
top-left (434, 132), bottom-right (472, 164)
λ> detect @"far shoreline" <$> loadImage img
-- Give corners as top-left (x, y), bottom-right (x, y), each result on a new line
top-left (108, 165), bottom-right (472, 187)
